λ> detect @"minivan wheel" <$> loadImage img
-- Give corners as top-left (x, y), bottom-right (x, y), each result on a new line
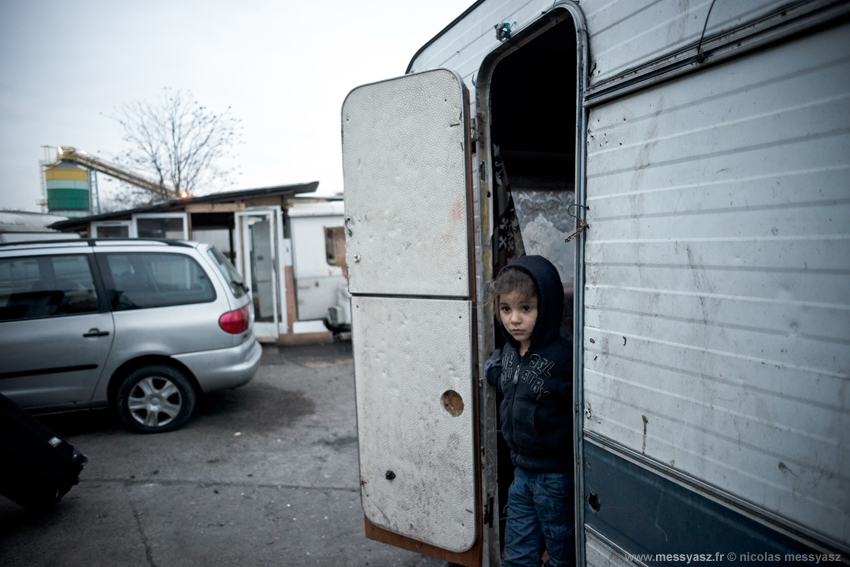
top-left (116, 365), bottom-right (196, 433)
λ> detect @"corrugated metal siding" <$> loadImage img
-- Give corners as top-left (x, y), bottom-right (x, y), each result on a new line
top-left (583, 22), bottom-right (850, 547)
top-left (408, 0), bottom-right (546, 87)
top-left (583, 0), bottom-right (789, 83)
top-left (408, 0), bottom-right (791, 87)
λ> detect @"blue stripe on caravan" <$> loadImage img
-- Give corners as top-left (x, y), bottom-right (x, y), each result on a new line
top-left (582, 442), bottom-right (834, 566)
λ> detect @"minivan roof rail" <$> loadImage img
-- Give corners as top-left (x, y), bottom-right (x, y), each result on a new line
top-left (0, 238), bottom-right (194, 249)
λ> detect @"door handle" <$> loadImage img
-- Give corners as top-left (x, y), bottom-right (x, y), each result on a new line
top-left (83, 328), bottom-right (110, 338)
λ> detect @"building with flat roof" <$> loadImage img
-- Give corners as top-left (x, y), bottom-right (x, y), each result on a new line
top-left (50, 183), bottom-right (347, 344)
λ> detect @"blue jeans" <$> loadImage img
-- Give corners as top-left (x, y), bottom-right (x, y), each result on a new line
top-left (503, 467), bottom-right (575, 567)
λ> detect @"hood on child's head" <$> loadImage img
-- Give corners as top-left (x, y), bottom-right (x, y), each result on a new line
top-left (496, 255), bottom-right (564, 353)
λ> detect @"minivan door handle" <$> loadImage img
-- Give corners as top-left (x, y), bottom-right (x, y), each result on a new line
top-left (83, 328), bottom-right (110, 338)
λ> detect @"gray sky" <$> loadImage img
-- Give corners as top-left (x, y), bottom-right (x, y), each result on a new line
top-left (0, 0), bottom-right (469, 212)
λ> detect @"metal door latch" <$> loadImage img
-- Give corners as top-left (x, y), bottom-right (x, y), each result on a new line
top-left (565, 204), bottom-right (590, 242)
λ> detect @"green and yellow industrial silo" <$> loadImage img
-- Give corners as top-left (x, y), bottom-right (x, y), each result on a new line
top-left (45, 161), bottom-right (91, 217)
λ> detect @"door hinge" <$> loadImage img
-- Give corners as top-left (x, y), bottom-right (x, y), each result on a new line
top-left (483, 495), bottom-right (494, 528)
top-left (470, 115), bottom-right (482, 143)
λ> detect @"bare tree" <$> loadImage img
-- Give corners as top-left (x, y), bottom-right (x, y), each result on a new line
top-left (97, 179), bottom-right (158, 213)
top-left (107, 88), bottom-right (242, 203)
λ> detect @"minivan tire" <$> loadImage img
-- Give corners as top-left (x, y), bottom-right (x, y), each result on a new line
top-left (116, 365), bottom-right (196, 433)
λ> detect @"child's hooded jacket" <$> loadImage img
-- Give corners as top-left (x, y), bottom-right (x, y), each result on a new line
top-left (487, 255), bottom-right (573, 473)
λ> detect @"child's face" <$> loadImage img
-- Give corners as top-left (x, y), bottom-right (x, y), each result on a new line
top-left (499, 290), bottom-right (538, 354)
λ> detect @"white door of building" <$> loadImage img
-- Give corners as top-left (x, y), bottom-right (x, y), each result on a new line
top-left (342, 69), bottom-right (479, 557)
top-left (235, 209), bottom-right (286, 340)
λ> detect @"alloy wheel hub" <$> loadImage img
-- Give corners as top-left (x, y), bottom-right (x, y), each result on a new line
top-left (128, 377), bottom-right (182, 427)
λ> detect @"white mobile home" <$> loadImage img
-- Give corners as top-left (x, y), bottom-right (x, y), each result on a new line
top-left (342, 1), bottom-right (849, 566)
top-left (287, 200), bottom-right (347, 326)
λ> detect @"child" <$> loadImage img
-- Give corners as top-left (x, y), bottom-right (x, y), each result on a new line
top-left (487, 255), bottom-right (574, 567)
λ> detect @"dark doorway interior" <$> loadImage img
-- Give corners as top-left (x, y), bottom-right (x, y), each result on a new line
top-left (487, 13), bottom-right (578, 555)
top-left (490, 17), bottom-right (577, 194)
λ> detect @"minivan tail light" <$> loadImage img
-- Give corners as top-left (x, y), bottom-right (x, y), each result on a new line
top-left (219, 305), bottom-right (250, 334)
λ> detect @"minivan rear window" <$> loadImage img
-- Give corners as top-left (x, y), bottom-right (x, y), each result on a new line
top-left (207, 247), bottom-right (247, 299)
top-left (99, 252), bottom-right (216, 311)
top-left (0, 254), bottom-right (100, 321)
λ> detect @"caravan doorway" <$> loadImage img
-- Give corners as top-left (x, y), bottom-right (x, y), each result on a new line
top-left (485, 13), bottom-right (579, 554)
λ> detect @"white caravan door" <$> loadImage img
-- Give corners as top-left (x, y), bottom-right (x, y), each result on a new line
top-left (342, 69), bottom-right (479, 557)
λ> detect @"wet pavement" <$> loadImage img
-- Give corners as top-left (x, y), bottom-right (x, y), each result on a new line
top-left (0, 342), bottom-right (445, 567)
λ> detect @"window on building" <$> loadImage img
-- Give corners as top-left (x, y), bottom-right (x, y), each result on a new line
top-left (93, 222), bottom-right (131, 238)
top-left (136, 217), bottom-right (186, 239)
top-left (325, 226), bottom-right (347, 274)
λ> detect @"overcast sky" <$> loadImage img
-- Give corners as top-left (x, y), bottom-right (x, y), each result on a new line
top-left (0, 0), bottom-right (470, 212)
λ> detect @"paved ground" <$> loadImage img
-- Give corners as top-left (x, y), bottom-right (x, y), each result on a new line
top-left (0, 342), bottom-right (447, 567)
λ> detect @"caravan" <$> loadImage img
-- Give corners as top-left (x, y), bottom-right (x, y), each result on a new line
top-left (341, 1), bottom-right (850, 565)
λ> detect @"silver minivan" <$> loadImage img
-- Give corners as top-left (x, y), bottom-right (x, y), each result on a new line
top-left (0, 239), bottom-right (262, 433)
